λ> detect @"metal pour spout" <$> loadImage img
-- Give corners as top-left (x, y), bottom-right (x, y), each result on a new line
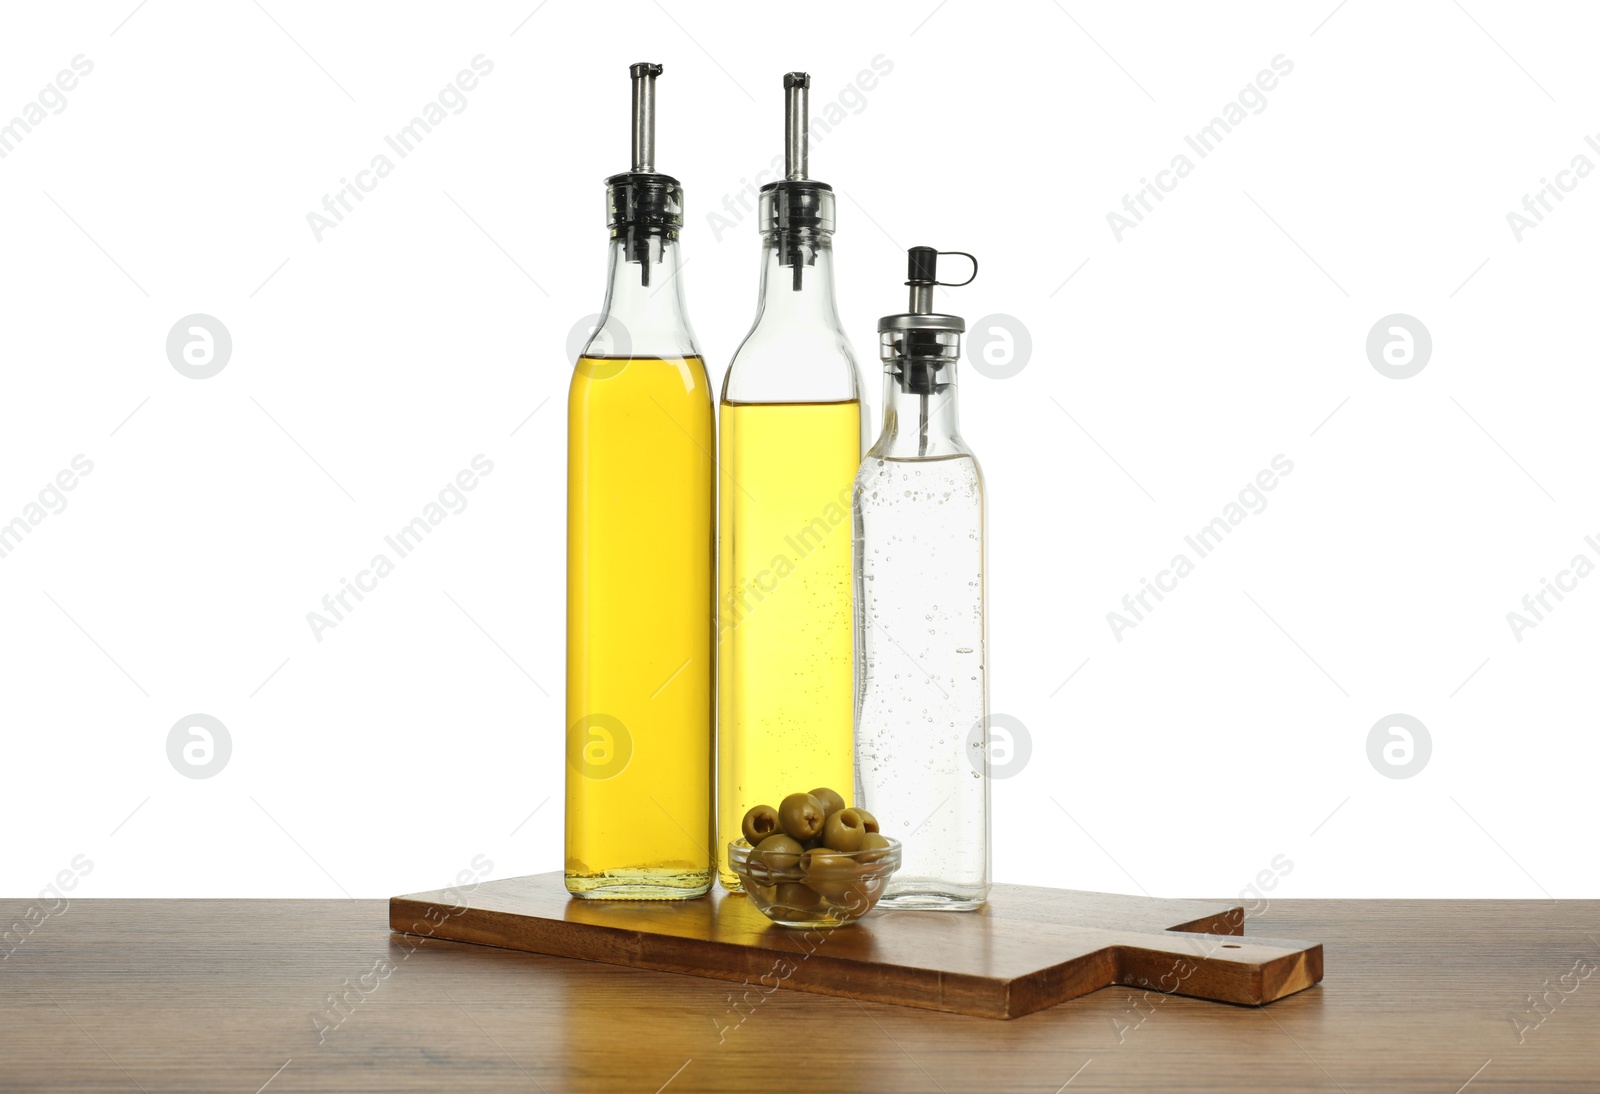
top-left (784, 71), bottom-right (809, 181)
top-left (630, 62), bottom-right (661, 172)
top-left (609, 62), bottom-right (681, 289)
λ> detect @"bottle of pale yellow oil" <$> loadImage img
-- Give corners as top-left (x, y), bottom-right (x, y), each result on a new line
top-left (718, 73), bottom-right (866, 890)
top-left (566, 63), bottom-right (713, 899)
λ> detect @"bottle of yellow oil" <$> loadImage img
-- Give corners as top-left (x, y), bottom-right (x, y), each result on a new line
top-left (717, 74), bottom-right (865, 889)
top-left (566, 63), bottom-right (713, 899)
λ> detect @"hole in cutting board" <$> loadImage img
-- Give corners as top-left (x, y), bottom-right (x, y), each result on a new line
top-left (1222, 944), bottom-right (1241, 948)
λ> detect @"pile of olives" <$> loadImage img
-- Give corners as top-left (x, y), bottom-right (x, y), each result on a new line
top-left (740, 787), bottom-right (894, 877)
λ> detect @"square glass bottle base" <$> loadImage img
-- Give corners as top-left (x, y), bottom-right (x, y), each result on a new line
top-left (564, 871), bottom-right (712, 900)
top-left (879, 883), bottom-right (989, 912)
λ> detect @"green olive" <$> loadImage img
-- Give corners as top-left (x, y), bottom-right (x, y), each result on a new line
top-left (778, 792), bottom-right (826, 841)
top-left (822, 808), bottom-right (867, 853)
top-left (809, 786), bottom-right (848, 816)
top-left (772, 882), bottom-right (822, 911)
top-left (753, 833), bottom-right (805, 871)
top-left (853, 808), bottom-right (880, 834)
top-left (799, 847), bottom-right (852, 873)
top-left (857, 832), bottom-right (892, 864)
top-left (800, 848), bottom-right (861, 899)
top-left (742, 804), bottom-right (780, 844)
top-left (837, 880), bottom-right (880, 918)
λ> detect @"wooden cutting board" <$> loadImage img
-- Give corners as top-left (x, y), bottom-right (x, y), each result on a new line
top-left (391, 873), bottom-right (1321, 1019)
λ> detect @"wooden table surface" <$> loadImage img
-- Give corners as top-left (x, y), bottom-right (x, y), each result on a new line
top-left (1, 896), bottom-right (1595, 1092)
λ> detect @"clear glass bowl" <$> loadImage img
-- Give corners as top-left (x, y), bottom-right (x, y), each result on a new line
top-left (728, 838), bottom-right (902, 928)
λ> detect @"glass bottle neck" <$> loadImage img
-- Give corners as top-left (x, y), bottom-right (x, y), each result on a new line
top-left (750, 231), bottom-right (844, 329)
top-left (872, 365), bottom-right (965, 459)
top-left (722, 230), bottom-right (861, 406)
top-left (590, 232), bottom-right (699, 359)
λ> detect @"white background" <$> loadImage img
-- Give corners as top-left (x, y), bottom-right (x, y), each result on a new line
top-left (2, 0), bottom-right (1593, 902)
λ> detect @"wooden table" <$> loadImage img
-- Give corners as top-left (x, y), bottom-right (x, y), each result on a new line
top-left (1, 896), bottom-right (1594, 1091)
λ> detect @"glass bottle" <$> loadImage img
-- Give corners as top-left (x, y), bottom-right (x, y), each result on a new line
top-left (717, 73), bottom-right (865, 890)
top-left (853, 246), bottom-right (989, 910)
top-left (566, 63), bottom-right (713, 900)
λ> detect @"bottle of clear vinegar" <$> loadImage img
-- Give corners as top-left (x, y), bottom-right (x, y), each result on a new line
top-left (854, 246), bottom-right (990, 910)
top-left (717, 74), bottom-right (865, 890)
top-left (566, 63), bottom-right (713, 899)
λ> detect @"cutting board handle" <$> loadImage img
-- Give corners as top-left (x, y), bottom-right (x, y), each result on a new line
top-left (1116, 932), bottom-right (1324, 1005)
